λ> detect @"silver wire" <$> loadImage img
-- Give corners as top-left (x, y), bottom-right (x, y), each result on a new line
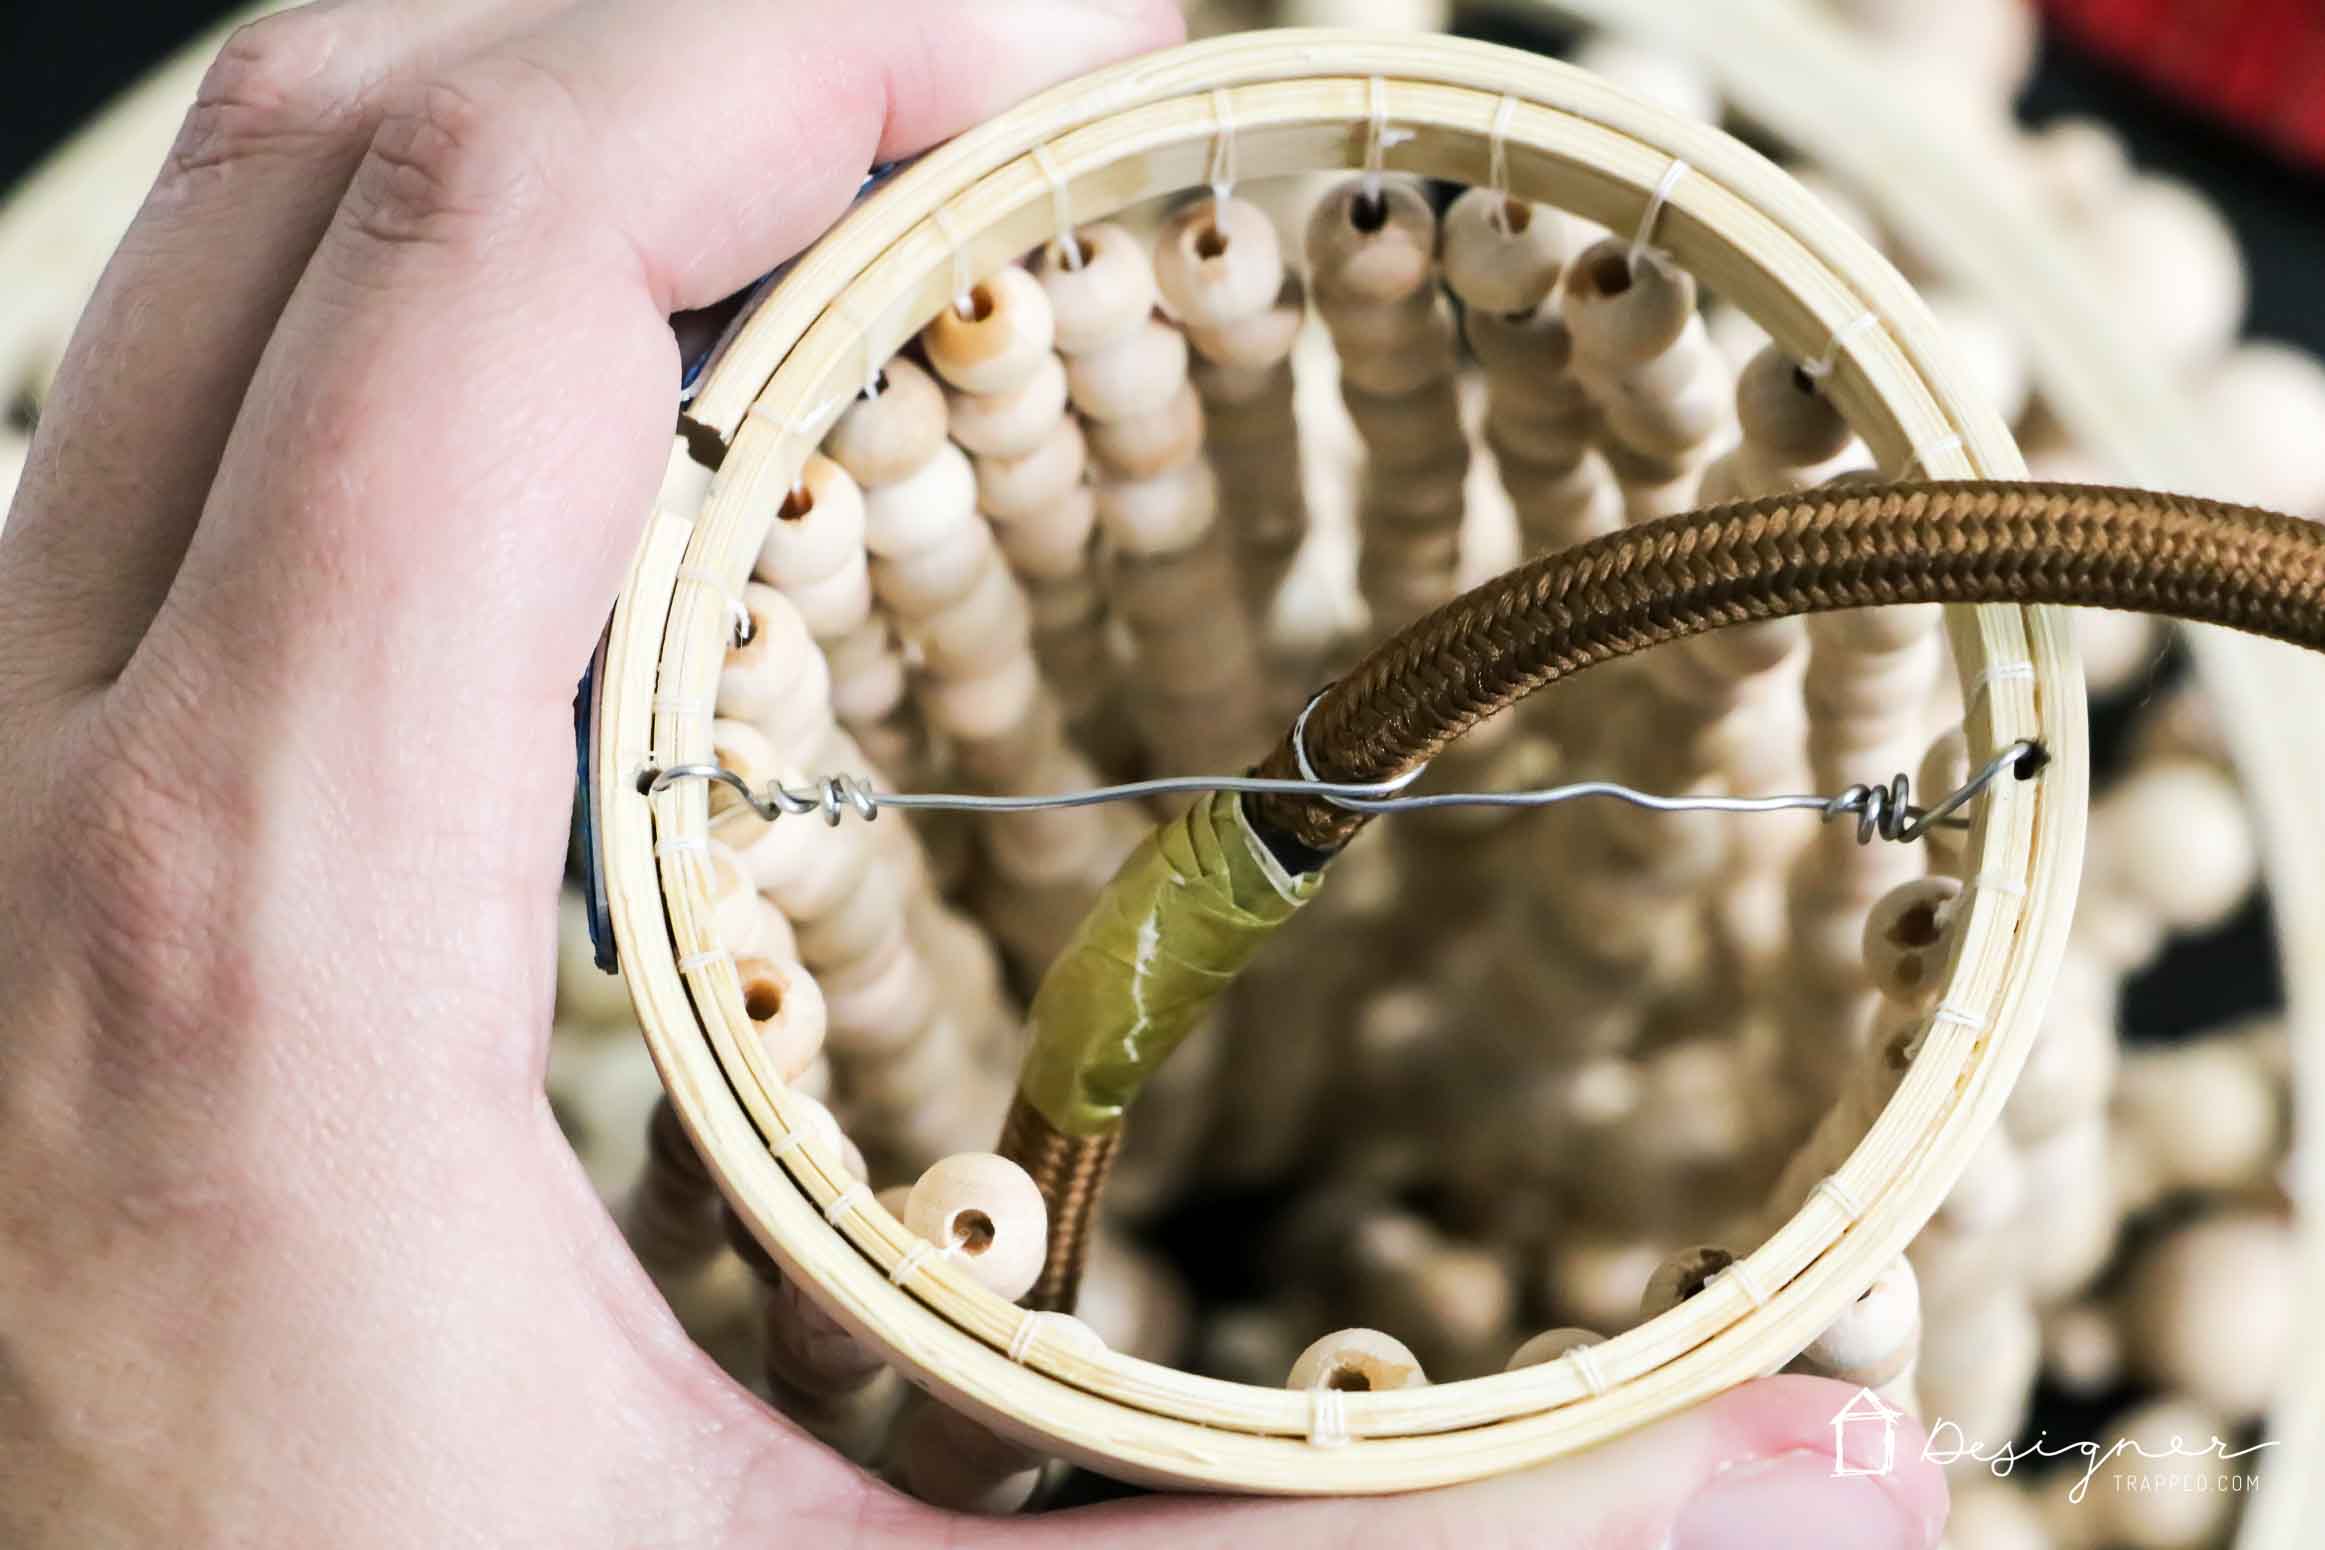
top-left (642, 687), bottom-right (2042, 844)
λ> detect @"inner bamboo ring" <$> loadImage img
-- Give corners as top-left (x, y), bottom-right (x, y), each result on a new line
top-left (601, 30), bottom-right (2084, 1494)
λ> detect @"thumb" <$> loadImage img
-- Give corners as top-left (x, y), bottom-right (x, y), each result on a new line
top-left (1017, 1376), bottom-right (1949, 1550)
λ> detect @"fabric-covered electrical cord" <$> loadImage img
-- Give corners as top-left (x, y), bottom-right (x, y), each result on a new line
top-left (1006, 480), bottom-right (2325, 1309)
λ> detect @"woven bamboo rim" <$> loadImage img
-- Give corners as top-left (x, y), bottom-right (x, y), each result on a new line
top-left (600, 30), bottom-right (2085, 1492)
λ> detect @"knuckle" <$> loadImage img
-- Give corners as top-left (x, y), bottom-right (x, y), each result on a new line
top-left (346, 61), bottom-right (576, 251)
top-left (166, 11), bottom-right (370, 185)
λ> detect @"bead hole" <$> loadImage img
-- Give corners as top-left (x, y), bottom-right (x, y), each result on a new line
top-left (1348, 190), bottom-right (1388, 233)
top-left (744, 979), bottom-right (783, 1022)
top-left (1587, 251), bottom-right (1635, 297)
top-left (1791, 365), bottom-right (1820, 396)
top-left (1500, 197), bottom-right (1532, 233)
top-left (951, 1209), bottom-right (996, 1257)
top-left (1194, 222), bottom-right (1229, 260)
top-left (966, 283), bottom-right (996, 322)
top-left (1325, 1363), bottom-right (1373, 1392)
top-left (1682, 1248), bottom-right (1735, 1301)
top-left (779, 482), bottom-right (815, 521)
top-left (1893, 902), bottom-right (1944, 948)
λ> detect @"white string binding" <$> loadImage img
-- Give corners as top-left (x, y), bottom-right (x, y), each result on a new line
top-left (1897, 433), bottom-right (1968, 480)
top-left (1630, 158), bottom-right (1689, 272)
top-left (824, 1181), bottom-right (871, 1226)
top-left (1306, 1387), bottom-right (1352, 1448)
top-left (1565, 1340), bottom-right (1610, 1398)
top-left (1207, 87), bottom-right (1238, 204)
top-left (931, 204), bottom-right (975, 319)
top-left (1717, 1259), bottom-right (1770, 1310)
top-left (1969, 870), bottom-right (2029, 899)
top-left (677, 564), bottom-right (752, 645)
top-left (1931, 1001), bottom-right (1987, 1032)
top-left (675, 945), bottom-right (730, 973)
top-left (650, 693), bottom-right (715, 719)
top-left (768, 1127), bottom-right (807, 1161)
top-left (1007, 1311), bottom-right (1047, 1364)
top-left (1967, 659), bottom-right (2038, 708)
top-left (1486, 93), bottom-right (1518, 231)
top-left (834, 298), bottom-right (883, 400)
top-left (1798, 310), bottom-right (1881, 382)
top-left (654, 832), bottom-right (709, 859)
top-left (1032, 143), bottom-right (1081, 270)
top-left (1814, 1174), bottom-right (1866, 1223)
top-left (889, 1236), bottom-right (953, 1287)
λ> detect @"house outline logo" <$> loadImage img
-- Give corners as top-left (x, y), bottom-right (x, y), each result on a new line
top-left (1829, 1386), bottom-right (1902, 1478)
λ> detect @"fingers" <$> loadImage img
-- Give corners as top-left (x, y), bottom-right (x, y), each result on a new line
top-left (0, 0), bottom-right (566, 700)
top-left (131, 0), bottom-right (1182, 761)
top-left (1001, 1376), bottom-right (1949, 1550)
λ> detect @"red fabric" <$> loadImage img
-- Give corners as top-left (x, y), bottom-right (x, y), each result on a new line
top-left (2040, 0), bottom-right (2325, 168)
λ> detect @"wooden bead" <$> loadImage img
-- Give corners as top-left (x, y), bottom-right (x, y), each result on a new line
top-left (2025, 115), bottom-right (2131, 226)
top-left (1921, 287), bottom-right (2029, 426)
top-left (1184, 272), bottom-right (1305, 370)
top-left (2090, 175), bottom-right (2245, 372)
top-left (1917, 727), bottom-right (1972, 874)
top-left (1440, 188), bottom-right (1569, 316)
top-left (704, 843), bottom-right (798, 962)
top-left (903, 1152), bottom-right (1049, 1302)
top-left (2114, 1037), bottom-right (2280, 1193)
top-left (1096, 458), bottom-right (1217, 555)
top-left (999, 485), bottom-right (1098, 581)
top-left (1861, 875), bottom-right (1966, 1007)
top-left (1035, 223), bottom-right (1156, 355)
top-left (823, 358), bottom-right (947, 486)
top-left (731, 954), bottom-right (825, 1079)
top-left (756, 453), bottom-right (865, 588)
top-left (1639, 1244), bottom-right (1738, 1318)
top-left (861, 438), bottom-right (978, 558)
top-left (1153, 193), bottom-right (1283, 330)
top-left (2199, 341), bottom-right (2325, 514)
top-left (2088, 1398), bottom-right (2236, 1550)
top-left (2125, 1209), bottom-right (2292, 1420)
top-left (898, 1400), bottom-right (1043, 1515)
top-left (1066, 314), bottom-right (1189, 424)
top-left (1503, 1326), bottom-right (1605, 1373)
top-left (922, 653), bottom-right (1041, 742)
top-left (819, 944), bottom-right (936, 1055)
top-left (872, 506), bottom-right (996, 613)
top-left (783, 559), bottom-right (874, 639)
top-left (974, 416), bottom-right (1086, 523)
top-left (2002, 955), bottom-right (2119, 1144)
top-left (791, 862), bottom-right (908, 968)
top-left (912, 555), bottom-right (1030, 676)
top-left (2042, 1301), bottom-right (2123, 1397)
top-left (1086, 381), bottom-right (1203, 478)
top-left (717, 583), bottom-right (824, 727)
top-left (922, 265), bottom-right (1054, 396)
top-left (1304, 177), bottom-right (1436, 305)
top-left (1735, 345), bottom-right (1854, 465)
top-left (1564, 240), bottom-right (1699, 368)
top-left (2091, 758), bottom-right (2256, 938)
top-left (946, 350), bottom-right (1070, 460)
top-left (1285, 1328), bottom-right (1428, 1392)
top-left (1796, 1255), bottom-right (1919, 1385)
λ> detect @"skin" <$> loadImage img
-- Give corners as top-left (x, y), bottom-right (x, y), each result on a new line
top-left (0, 3), bottom-right (1950, 1544)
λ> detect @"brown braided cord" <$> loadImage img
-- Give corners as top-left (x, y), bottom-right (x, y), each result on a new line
top-left (998, 1093), bottom-right (1120, 1312)
top-left (1250, 482), bottom-right (2325, 851)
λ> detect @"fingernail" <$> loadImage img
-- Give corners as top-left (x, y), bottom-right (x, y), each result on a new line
top-left (1670, 1450), bottom-right (1934, 1550)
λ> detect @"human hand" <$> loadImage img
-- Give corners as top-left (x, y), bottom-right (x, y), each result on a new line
top-left (0, 2), bottom-right (1947, 1543)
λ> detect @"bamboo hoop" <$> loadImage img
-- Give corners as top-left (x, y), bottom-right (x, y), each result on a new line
top-left (604, 30), bottom-right (2084, 1492)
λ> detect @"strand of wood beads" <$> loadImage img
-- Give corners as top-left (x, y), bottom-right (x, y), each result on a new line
top-left (1445, 188), bottom-right (1625, 562)
top-left (889, 1153), bottom-right (1056, 1512)
top-left (1305, 176), bottom-right (1471, 639)
top-left (1562, 235), bottom-right (1734, 522)
top-left (750, 453), bottom-right (919, 781)
top-left (1036, 221), bottom-right (1269, 778)
top-left (723, 1194), bottom-right (901, 1466)
top-left (1153, 193), bottom-right (1312, 633)
top-left (918, 271), bottom-right (1145, 975)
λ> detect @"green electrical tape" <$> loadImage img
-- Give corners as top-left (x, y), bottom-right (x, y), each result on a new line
top-left (1015, 790), bottom-right (1320, 1138)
